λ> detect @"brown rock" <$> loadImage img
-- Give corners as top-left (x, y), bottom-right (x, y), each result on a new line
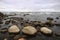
top-left (1, 28), bottom-right (7, 33)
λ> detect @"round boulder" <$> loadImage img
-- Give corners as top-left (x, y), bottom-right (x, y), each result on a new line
top-left (40, 27), bottom-right (52, 34)
top-left (8, 25), bottom-right (20, 33)
top-left (22, 26), bottom-right (37, 35)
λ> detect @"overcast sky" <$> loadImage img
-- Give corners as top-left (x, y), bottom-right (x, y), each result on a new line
top-left (0, 0), bottom-right (60, 12)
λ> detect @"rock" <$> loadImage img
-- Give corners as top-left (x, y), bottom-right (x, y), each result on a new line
top-left (22, 26), bottom-right (37, 35)
top-left (14, 35), bottom-right (26, 40)
top-left (1, 28), bottom-right (8, 33)
top-left (9, 34), bottom-right (16, 37)
top-left (55, 29), bottom-right (60, 36)
top-left (40, 21), bottom-right (47, 27)
top-left (55, 32), bottom-right (60, 36)
top-left (18, 38), bottom-right (26, 40)
top-left (40, 21), bottom-right (46, 24)
top-left (47, 17), bottom-right (53, 20)
top-left (0, 21), bottom-right (3, 24)
top-left (46, 21), bottom-right (55, 26)
top-left (0, 12), bottom-right (4, 20)
top-left (56, 17), bottom-right (59, 19)
top-left (8, 25), bottom-right (20, 33)
top-left (14, 35), bottom-right (20, 40)
top-left (40, 27), bottom-right (52, 34)
top-left (4, 38), bottom-right (8, 40)
top-left (5, 19), bottom-right (10, 24)
top-left (0, 12), bottom-right (4, 24)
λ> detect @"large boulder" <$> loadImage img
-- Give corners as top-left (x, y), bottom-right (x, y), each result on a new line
top-left (8, 25), bottom-right (20, 33)
top-left (40, 27), bottom-right (52, 34)
top-left (22, 26), bottom-right (37, 35)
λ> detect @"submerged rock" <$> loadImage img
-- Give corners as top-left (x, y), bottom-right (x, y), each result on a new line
top-left (14, 35), bottom-right (20, 40)
top-left (1, 28), bottom-right (8, 33)
top-left (5, 19), bottom-right (10, 24)
top-left (47, 17), bottom-right (53, 20)
top-left (14, 35), bottom-right (26, 40)
top-left (55, 29), bottom-right (60, 36)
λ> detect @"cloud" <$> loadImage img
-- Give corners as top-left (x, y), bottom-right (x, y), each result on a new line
top-left (0, 0), bottom-right (60, 12)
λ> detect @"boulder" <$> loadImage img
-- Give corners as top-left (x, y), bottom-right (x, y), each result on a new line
top-left (40, 27), bottom-right (52, 34)
top-left (8, 25), bottom-right (20, 33)
top-left (22, 26), bottom-right (37, 35)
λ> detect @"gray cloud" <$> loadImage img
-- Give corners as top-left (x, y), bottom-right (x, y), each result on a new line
top-left (0, 0), bottom-right (60, 11)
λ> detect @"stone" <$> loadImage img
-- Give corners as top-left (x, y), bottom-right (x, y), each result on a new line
top-left (8, 25), bottom-right (20, 33)
top-left (40, 21), bottom-right (46, 26)
top-left (14, 35), bottom-right (20, 40)
top-left (14, 35), bottom-right (26, 40)
top-left (22, 26), bottom-right (37, 35)
top-left (55, 29), bottom-right (60, 36)
top-left (1, 28), bottom-right (8, 33)
top-left (18, 38), bottom-right (26, 40)
top-left (56, 17), bottom-right (59, 19)
top-left (40, 27), bottom-right (52, 34)
top-left (4, 38), bottom-right (8, 40)
top-left (46, 21), bottom-right (55, 26)
top-left (47, 17), bottom-right (53, 20)
top-left (5, 19), bottom-right (10, 24)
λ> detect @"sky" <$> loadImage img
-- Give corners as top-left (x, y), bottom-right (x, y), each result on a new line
top-left (0, 0), bottom-right (60, 12)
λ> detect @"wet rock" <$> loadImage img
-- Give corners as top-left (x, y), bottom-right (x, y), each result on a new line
top-left (14, 35), bottom-right (26, 40)
top-left (8, 25), bottom-right (20, 33)
top-left (12, 20), bottom-right (19, 25)
top-left (23, 23), bottom-right (30, 27)
top-left (9, 34), bottom-right (16, 37)
top-left (0, 12), bottom-right (4, 20)
top-left (46, 20), bottom-right (55, 26)
top-left (40, 21), bottom-right (47, 26)
top-left (33, 21), bottom-right (39, 25)
top-left (14, 35), bottom-right (20, 40)
top-left (47, 17), bottom-right (53, 20)
top-left (0, 20), bottom-right (3, 24)
top-left (4, 38), bottom-right (8, 40)
top-left (29, 21), bottom-right (40, 27)
top-left (23, 14), bottom-right (30, 16)
top-left (5, 19), bottom-right (10, 24)
top-left (56, 17), bottom-right (59, 19)
top-left (40, 21), bottom-right (46, 24)
top-left (40, 27), bottom-right (52, 34)
top-left (18, 38), bottom-right (26, 40)
top-left (22, 26), bottom-right (37, 35)
top-left (55, 29), bottom-right (60, 36)
top-left (0, 12), bottom-right (5, 24)
top-left (54, 21), bottom-right (57, 22)
top-left (1, 28), bottom-right (8, 33)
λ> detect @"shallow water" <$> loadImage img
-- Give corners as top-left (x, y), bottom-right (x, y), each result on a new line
top-left (0, 13), bottom-right (60, 40)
